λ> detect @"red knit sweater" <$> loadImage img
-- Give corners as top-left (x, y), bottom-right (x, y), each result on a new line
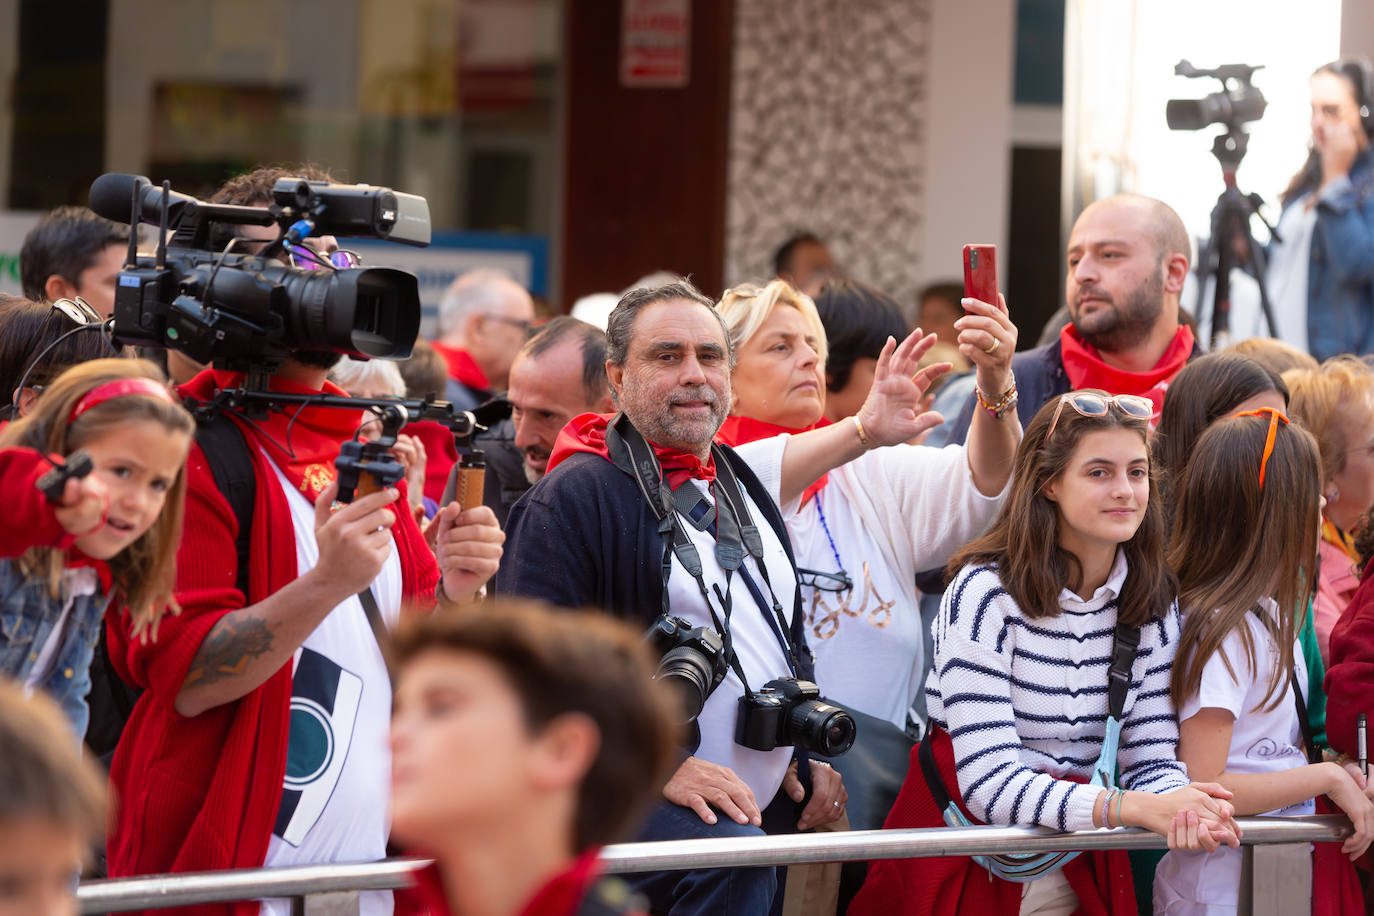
top-left (847, 728), bottom-right (1137, 916)
top-left (105, 424), bottom-right (439, 916)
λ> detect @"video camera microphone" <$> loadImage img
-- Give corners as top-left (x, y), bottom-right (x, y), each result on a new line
top-left (90, 174), bottom-right (198, 226)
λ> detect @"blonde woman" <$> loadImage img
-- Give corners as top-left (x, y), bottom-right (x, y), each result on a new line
top-left (1285, 356), bottom-right (1374, 663)
top-left (715, 279), bottom-right (1019, 828)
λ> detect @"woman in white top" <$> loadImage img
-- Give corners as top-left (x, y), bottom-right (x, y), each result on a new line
top-left (1154, 408), bottom-right (1374, 914)
top-left (715, 280), bottom-right (1018, 740)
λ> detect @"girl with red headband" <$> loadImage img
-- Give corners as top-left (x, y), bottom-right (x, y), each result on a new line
top-left (1155, 409), bottom-right (1374, 913)
top-left (0, 357), bottom-right (193, 736)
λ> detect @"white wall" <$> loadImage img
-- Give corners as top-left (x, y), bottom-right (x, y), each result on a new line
top-left (918, 0), bottom-right (1016, 291)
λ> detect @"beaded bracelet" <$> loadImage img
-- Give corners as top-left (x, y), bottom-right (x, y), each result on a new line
top-left (1115, 789), bottom-right (1126, 829)
top-left (975, 380), bottom-right (1019, 420)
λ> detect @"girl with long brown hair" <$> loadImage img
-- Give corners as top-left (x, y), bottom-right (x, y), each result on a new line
top-left (0, 358), bottom-right (193, 735)
top-left (851, 391), bottom-right (1239, 916)
top-left (1154, 409), bottom-right (1374, 913)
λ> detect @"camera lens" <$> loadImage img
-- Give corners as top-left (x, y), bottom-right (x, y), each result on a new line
top-left (655, 645), bottom-right (716, 723)
top-left (788, 700), bottom-right (857, 757)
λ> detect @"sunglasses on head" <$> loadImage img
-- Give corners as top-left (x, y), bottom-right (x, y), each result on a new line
top-left (1046, 391), bottom-right (1154, 439)
top-left (286, 245), bottom-right (362, 270)
top-left (49, 297), bottom-right (102, 327)
top-left (1233, 406), bottom-right (1290, 491)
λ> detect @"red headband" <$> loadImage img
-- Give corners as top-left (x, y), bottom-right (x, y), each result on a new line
top-left (68, 378), bottom-right (176, 423)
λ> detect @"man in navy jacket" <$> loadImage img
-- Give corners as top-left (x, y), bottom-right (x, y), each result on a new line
top-left (497, 280), bottom-right (940, 914)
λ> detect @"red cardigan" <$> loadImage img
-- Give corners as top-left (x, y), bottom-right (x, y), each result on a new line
top-left (847, 728), bottom-right (1137, 916)
top-left (1325, 556), bottom-right (1374, 759)
top-left (105, 427), bottom-right (439, 916)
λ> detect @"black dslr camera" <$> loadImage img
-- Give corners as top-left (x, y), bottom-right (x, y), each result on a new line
top-left (645, 615), bottom-right (729, 724)
top-left (735, 678), bottom-right (856, 758)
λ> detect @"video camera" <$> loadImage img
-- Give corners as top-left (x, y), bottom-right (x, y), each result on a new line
top-left (89, 172), bottom-right (431, 383)
top-left (1167, 60), bottom-right (1267, 133)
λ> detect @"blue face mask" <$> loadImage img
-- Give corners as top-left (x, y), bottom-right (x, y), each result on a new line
top-left (941, 715), bottom-right (1123, 883)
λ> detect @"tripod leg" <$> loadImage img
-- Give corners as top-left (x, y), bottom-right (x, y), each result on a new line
top-left (1196, 198), bottom-right (1226, 348)
top-left (1243, 223), bottom-right (1280, 340)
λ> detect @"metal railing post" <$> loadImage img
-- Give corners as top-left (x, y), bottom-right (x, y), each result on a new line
top-left (1247, 842), bottom-right (1313, 916)
top-left (298, 891), bottom-right (362, 916)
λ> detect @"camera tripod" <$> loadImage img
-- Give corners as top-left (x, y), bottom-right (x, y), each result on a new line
top-left (1193, 128), bottom-right (1282, 348)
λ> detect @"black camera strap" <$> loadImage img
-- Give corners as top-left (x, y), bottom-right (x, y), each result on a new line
top-left (1249, 605), bottom-right (1321, 764)
top-left (606, 413), bottom-right (803, 693)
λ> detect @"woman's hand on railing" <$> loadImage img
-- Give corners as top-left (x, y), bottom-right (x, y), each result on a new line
top-left (1124, 783), bottom-right (1240, 852)
top-left (1322, 762), bottom-right (1374, 859)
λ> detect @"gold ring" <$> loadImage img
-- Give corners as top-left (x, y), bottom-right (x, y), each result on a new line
top-left (984, 337), bottom-right (1001, 355)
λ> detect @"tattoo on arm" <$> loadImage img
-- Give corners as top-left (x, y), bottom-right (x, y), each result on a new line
top-left (182, 615), bottom-right (277, 690)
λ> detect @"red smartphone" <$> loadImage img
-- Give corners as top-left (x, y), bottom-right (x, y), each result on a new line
top-left (962, 244), bottom-right (998, 307)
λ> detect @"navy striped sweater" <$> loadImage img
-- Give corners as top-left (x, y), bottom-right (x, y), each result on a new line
top-left (925, 553), bottom-right (1189, 832)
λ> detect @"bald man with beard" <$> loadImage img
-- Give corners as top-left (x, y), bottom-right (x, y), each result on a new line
top-left (945, 193), bottom-right (1201, 443)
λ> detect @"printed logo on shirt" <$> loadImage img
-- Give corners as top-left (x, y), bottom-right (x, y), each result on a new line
top-left (1245, 736), bottom-right (1305, 763)
top-left (274, 648), bottom-right (363, 846)
top-left (806, 561), bottom-right (895, 639)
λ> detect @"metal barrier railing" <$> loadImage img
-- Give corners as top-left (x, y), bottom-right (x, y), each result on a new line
top-left (78, 815), bottom-right (1352, 916)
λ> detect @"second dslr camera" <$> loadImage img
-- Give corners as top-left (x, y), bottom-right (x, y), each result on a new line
top-left (736, 678), bottom-right (856, 758)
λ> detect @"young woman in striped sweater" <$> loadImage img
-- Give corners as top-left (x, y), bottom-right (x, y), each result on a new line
top-left (850, 391), bottom-right (1241, 916)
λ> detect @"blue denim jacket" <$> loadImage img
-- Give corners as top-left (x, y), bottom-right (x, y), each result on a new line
top-left (1289, 149), bottom-right (1374, 361)
top-left (0, 558), bottom-right (109, 736)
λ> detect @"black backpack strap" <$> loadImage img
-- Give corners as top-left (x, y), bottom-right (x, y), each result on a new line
top-left (1290, 669), bottom-right (1322, 764)
top-left (918, 725), bottom-right (955, 813)
top-left (195, 412), bottom-right (255, 600)
top-left (1107, 622), bottom-right (1141, 721)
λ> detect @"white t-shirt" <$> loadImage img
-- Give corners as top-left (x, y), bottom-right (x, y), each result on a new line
top-left (664, 476), bottom-right (801, 808)
top-left (1266, 197), bottom-right (1319, 355)
top-left (1154, 598), bottom-right (1312, 915)
top-left (260, 461), bottom-right (403, 916)
top-left (733, 438), bottom-right (1005, 729)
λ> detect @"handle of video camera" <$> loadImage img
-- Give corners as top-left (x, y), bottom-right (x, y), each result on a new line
top-left (454, 450), bottom-right (486, 512)
top-left (36, 450), bottom-right (95, 504)
top-left (334, 440), bottom-right (407, 504)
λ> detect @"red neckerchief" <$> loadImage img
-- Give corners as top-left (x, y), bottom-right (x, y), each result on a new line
top-left (63, 548), bottom-right (113, 592)
top-left (1059, 324), bottom-right (1195, 424)
top-left (178, 369), bottom-right (361, 501)
top-left (431, 342), bottom-right (492, 394)
top-left (546, 412), bottom-right (716, 490)
top-left (717, 414), bottom-right (831, 504)
top-left (396, 850), bottom-right (605, 916)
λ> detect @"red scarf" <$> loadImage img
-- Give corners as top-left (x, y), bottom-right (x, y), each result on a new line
top-left (717, 415), bottom-right (830, 504)
top-left (1059, 324), bottom-right (1195, 423)
top-left (396, 850), bottom-right (616, 916)
top-left (178, 369), bottom-right (361, 500)
top-left (546, 412), bottom-right (716, 491)
top-left (431, 342), bottom-right (492, 394)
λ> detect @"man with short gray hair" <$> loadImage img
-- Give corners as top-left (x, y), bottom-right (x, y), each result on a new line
top-left (432, 268), bottom-right (535, 409)
top-left (497, 279), bottom-right (941, 914)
